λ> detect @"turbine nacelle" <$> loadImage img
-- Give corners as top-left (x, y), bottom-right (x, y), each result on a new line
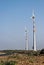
top-left (30, 10), bottom-right (35, 21)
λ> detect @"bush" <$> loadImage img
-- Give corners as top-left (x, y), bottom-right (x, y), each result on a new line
top-left (5, 62), bottom-right (10, 65)
top-left (40, 49), bottom-right (44, 55)
top-left (4, 61), bottom-right (16, 65)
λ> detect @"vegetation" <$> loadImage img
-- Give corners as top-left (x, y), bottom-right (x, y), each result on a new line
top-left (0, 49), bottom-right (44, 56)
top-left (40, 49), bottom-right (44, 55)
top-left (0, 49), bottom-right (44, 65)
top-left (4, 61), bottom-right (16, 65)
top-left (0, 61), bottom-right (16, 65)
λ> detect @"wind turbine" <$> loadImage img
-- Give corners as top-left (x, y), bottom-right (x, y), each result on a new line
top-left (31, 11), bottom-right (36, 51)
top-left (25, 26), bottom-right (28, 50)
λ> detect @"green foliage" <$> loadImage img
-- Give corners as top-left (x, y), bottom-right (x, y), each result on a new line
top-left (27, 50), bottom-right (40, 56)
top-left (5, 62), bottom-right (10, 65)
top-left (40, 49), bottom-right (44, 55)
top-left (0, 61), bottom-right (17, 65)
top-left (0, 50), bottom-right (41, 56)
top-left (4, 61), bottom-right (16, 65)
top-left (0, 63), bottom-right (3, 65)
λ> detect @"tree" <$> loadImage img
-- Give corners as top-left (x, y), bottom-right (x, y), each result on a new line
top-left (40, 49), bottom-right (44, 55)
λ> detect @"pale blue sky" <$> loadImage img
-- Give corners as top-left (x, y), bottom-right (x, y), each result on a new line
top-left (0, 0), bottom-right (44, 50)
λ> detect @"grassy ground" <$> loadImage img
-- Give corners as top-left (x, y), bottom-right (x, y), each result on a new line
top-left (0, 53), bottom-right (44, 65)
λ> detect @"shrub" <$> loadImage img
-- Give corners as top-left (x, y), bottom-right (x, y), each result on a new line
top-left (40, 49), bottom-right (44, 55)
top-left (4, 61), bottom-right (16, 65)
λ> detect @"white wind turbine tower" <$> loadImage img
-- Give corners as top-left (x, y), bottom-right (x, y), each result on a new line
top-left (25, 26), bottom-right (29, 50)
top-left (31, 11), bottom-right (36, 51)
